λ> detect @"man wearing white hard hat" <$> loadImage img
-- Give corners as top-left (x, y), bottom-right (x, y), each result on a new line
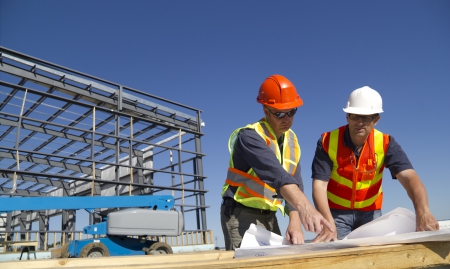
top-left (310, 86), bottom-right (439, 242)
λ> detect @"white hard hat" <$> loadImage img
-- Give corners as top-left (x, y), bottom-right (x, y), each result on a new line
top-left (343, 86), bottom-right (384, 115)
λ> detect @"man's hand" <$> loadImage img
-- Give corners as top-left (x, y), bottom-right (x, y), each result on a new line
top-left (286, 211), bottom-right (304, 244)
top-left (311, 223), bottom-right (337, 243)
top-left (297, 203), bottom-right (334, 234)
top-left (311, 179), bottom-right (337, 242)
top-left (416, 210), bottom-right (440, 231)
top-left (396, 169), bottom-right (440, 232)
top-left (280, 184), bottom-right (335, 234)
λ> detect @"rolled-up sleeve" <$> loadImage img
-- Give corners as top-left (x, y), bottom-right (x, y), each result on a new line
top-left (385, 136), bottom-right (414, 178)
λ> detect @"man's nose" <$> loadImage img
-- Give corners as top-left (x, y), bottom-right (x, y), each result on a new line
top-left (282, 116), bottom-right (293, 123)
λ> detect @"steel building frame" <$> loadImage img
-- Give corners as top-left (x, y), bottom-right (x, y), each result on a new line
top-left (0, 46), bottom-right (208, 247)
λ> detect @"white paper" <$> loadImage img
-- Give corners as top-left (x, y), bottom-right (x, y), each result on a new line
top-left (343, 207), bottom-right (416, 239)
top-left (240, 223), bottom-right (289, 248)
top-left (235, 229), bottom-right (450, 259)
top-left (235, 207), bottom-right (450, 259)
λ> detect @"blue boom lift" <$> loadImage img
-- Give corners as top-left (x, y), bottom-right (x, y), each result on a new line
top-left (0, 195), bottom-right (183, 257)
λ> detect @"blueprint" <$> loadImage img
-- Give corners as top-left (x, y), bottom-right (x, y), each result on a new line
top-left (235, 207), bottom-right (450, 259)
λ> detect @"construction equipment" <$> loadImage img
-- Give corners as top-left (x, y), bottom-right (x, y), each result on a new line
top-left (0, 195), bottom-right (183, 257)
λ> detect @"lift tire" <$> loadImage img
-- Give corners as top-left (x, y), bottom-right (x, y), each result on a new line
top-left (79, 242), bottom-right (110, 258)
top-left (61, 244), bottom-right (70, 258)
top-left (145, 242), bottom-right (173, 255)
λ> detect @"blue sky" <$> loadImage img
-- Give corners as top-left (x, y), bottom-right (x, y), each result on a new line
top-left (1, 0), bottom-right (449, 248)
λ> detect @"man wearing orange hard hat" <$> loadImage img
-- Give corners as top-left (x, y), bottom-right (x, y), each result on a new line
top-left (311, 86), bottom-right (439, 242)
top-left (220, 74), bottom-right (333, 250)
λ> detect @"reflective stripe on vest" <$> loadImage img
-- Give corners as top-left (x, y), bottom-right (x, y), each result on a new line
top-left (222, 118), bottom-right (301, 214)
top-left (225, 167), bottom-right (281, 205)
top-left (324, 126), bottom-right (389, 211)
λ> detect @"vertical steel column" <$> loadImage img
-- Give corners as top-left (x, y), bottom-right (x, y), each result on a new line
top-left (19, 211), bottom-right (27, 240)
top-left (62, 180), bottom-right (70, 244)
top-left (62, 210), bottom-right (69, 243)
top-left (6, 212), bottom-right (12, 240)
top-left (177, 129), bottom-right (185, 230)
top-left (38, 211), bottom-right (47, 251)
top-left (136, 151), bottom-right (144, 186)
top-left (128, 116), bottom-right (133, 196)
top-left (195, 111), bottom-right (207, 241)
top-left (193, 161), bottom-right (201, 230)
top-left (91, 107), bottom-right (96, 196)
top-left (115, 86), bottom-right (123, 196)
top-left (170, 149), bottom-right (175, 197)
top-left (143, 152), bottom-right (154, 195)
top-left (11, 89), bottom-right (28, 195)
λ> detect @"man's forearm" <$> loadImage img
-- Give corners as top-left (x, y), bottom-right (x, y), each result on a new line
top-left (397, 169), bottom-right (430, 212)
top-left (279, 183), bottom-right (333, 233)
top-left (312, 180), bottom-right (334, 222)
top-left (279, 184), bottom-right (311, 210)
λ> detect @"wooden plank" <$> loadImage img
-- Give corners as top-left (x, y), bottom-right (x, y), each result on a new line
top-left (0, 241), bottom-right (38, 246)
top-left (1, 241), bottom-right (449, 268)
top-left (0, 241), bottom-right (39, 250)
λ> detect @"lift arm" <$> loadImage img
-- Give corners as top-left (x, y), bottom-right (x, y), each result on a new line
top-left (0, 195), bottom-right (174, 213)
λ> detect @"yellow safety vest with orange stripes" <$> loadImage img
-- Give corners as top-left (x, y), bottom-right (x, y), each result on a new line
top-left (322, 126), bottom-right (389, 211)
top-left (221, 118), bottom-right (301, 215)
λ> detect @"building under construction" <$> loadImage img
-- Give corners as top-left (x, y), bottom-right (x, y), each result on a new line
top-left (1, 47), bottom-right (449, 269)
top-left (0, 46), bottom-right (210, 252)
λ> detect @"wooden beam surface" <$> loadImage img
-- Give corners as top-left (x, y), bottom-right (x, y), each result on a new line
top-left (0, 241), bottom-right (38, 247)
top-left (2, 241), bottom-right (449, 269)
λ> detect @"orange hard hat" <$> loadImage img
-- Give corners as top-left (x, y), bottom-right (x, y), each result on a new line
top-left (256, 74), bottom-right (303, 110)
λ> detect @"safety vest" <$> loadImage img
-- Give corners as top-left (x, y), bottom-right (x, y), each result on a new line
top-left (222, 118), bottom-right (301, 215)
top-left (322, 125), bottom-right (389, 211)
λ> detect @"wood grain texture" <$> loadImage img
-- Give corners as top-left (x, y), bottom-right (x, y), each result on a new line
top-left (1, 242), bottom-right (449, 269)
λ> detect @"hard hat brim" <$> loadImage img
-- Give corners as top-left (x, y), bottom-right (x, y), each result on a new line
top-left (258, 98), bottom-right (303, 110)
top-left (343, 107), bottom-right (384, 115)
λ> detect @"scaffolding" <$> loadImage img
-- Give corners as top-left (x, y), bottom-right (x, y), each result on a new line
top-left (0, 46), bottom-right (208, 249)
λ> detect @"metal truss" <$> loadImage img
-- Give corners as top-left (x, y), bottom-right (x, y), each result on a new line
top-left (0, 46), bottom-right (208, 243)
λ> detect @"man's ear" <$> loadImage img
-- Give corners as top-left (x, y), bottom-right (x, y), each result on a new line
top-left (374, 115), bottom-right (381, 125)
top-left (262, 106), bottom-right (268, 116)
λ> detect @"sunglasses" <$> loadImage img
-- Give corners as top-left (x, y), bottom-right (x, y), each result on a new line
top-left (267, 108), bottom-right (297, 119)
top-left (348, 114), bottom-right (378, 122)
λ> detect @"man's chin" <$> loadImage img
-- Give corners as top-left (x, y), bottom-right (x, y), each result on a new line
top-left (355, 131), bottom-right (367, 137)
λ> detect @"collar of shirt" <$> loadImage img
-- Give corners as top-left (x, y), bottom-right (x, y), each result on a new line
top-left (278, 133), bottom-right (285, 156)
top-left (343, 125), bottom-right (362, 157)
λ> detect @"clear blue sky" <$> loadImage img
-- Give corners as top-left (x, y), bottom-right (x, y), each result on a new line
top-left (1, 0), bottom-right (449, 248)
